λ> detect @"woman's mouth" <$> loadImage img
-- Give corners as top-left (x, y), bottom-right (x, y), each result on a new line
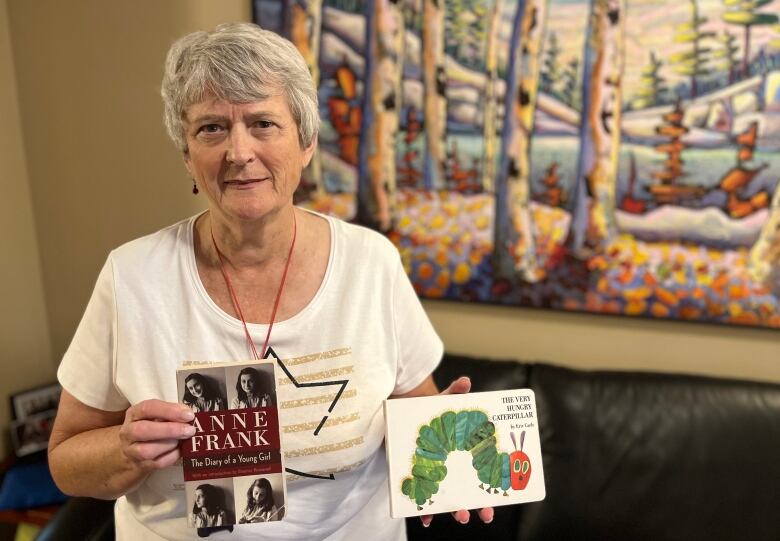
top-left (224, 178), bottom-right (268, 189)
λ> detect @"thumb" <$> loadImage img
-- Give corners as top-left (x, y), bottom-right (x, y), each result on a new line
top-left (440, 376), bottom-right (471, 395)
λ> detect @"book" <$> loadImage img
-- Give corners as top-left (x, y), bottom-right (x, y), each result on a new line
top-left (177, 360), bottom-right (286, 527)
top-left (383, 389), bottom-right (545, 518)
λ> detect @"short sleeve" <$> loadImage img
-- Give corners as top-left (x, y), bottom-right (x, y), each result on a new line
top-left (57, 256), bottom-right (129, 411)
top-left (391, 257), bottom-right (444, 395)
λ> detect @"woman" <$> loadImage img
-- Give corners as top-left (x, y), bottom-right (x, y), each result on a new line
top-left (182, 373), bottom-right (226, 412)
top-left (48, 22), bottom-right (491, 540)
top-left (230, 367), bottom-right (273, 409)
top-left (239, 478), bottom-right (279, 523)
top-left (191, 484), bottom-right (229, 528)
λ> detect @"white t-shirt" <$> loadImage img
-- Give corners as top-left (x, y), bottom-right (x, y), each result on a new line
top-left (58, 211), bottom-right (443, 541)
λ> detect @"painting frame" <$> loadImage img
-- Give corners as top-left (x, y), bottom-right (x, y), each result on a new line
top-left (10, 382), bottom-right (61, 422)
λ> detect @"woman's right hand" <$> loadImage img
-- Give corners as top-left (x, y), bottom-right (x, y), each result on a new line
top-left (49, 391), bottom-right (196, 499)
top-left (119, 399), bottom-right (196, 470)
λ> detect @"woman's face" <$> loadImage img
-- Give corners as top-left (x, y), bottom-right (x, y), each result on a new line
top-left (186, 378), bottom-right (204, 398)
top-left (253, 483), bottom-right (267, 500)
top-left (240, 374), bottom-right (256, 394)
top-left (195, 489), bottom-right (205, 508)
top-left (182, 92), bottom-right (315, 223)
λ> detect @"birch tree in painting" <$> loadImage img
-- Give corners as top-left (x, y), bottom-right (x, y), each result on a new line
top-left (493, 0), bottom-right (548, 282)
top-left (481, 0), bottom-right (502, 192)
top-left (567, 0), bottom-right (625, 258)
top-left (357, 0), bottom-right (405, 230)
top-left (422, 0), bottom-right (447, 190)
top-left (387, 0), bottom-right (405, 224)
top-left (287, 0), bottom-right (324, 194)
top-left (748, 182), bottom-right (780, 292)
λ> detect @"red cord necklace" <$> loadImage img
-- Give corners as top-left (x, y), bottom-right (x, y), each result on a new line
top-left (209, 211), bottom-right (297, 360)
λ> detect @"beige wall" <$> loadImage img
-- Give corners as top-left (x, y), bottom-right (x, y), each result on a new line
top-left (8, 0), bottom-right (250, 356)
top-left (0, 0), bottom-right (55, 457)
top-left (5, 0), bottom-right (778, 420)
top-left (425, 301), bottom-right (780, 382)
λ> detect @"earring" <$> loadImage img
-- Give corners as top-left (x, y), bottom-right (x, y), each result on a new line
top-left (192, 180), bottom-right (199, 194)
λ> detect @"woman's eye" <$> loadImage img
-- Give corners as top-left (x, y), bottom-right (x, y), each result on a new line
top-left (198, 124), bottom-right (223, 134)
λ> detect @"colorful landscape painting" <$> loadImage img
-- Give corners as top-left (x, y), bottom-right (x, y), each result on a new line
top-left (254, 0), bottom-right (780, 329)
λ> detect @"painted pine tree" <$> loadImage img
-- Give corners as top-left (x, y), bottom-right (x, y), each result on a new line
top-left (713, 30), bottom-right (740, 84)
top-left (721, 0), bottom-right (779, 79)
top-left (561, 57), bottom-right (581, 110)
top-left (670, 0), bottom-right (713, 99)
top-left (357, 0), bottom-right (405, 231)
top-left (422, 0), bottom-right (447, 190)
top-left (493, 0), bottom-right (549, 282)
top-left (539, 32), bottom-right (562, 97)
top-left (481, 0), bottom-right (502, 193)
top-left (566, 0), bottom-right (625, 258)
top-left (446, 0), bottom-right (488, 70)
top-left (631, 52), bottom-right (666, 110)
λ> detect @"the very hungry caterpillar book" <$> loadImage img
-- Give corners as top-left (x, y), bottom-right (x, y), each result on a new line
top-left (383, 389), bottom-right (545, 518)
top-left (177, 360), bottom-right (286, 527)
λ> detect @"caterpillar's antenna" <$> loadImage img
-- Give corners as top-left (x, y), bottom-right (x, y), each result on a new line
top-left (520, 430), bottom-right (526, 453)
top-left (510, 431), bottom-right (517, 451)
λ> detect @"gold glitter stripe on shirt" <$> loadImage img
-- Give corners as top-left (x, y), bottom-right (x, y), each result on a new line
top-left (285, 458), bottom-right (369, 482)
top-left (277, 365), bottom-right (354, 386)
top-left (282, 412), bottom-right (360, 433)
top-left (279, 389), bottom-right (357, 409)
top-left (281, 348), bottom-right (352, 367)
top-left (284, 436), bottom-right (364, 458)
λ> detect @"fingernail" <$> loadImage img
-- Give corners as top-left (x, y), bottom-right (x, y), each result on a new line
top-left (422, 520), bottom-right (431, 528)
top-left (184, 425), bottom-right (196, 437)
top-left (484, 508), bottom-right (495, 523)
top-left (181, 410), bottom-right (195, 421)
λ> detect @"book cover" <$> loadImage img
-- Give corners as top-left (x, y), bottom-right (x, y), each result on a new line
top-left (383, 389), bottom-right (545, 518)
top-left (177, 360), bottom-right (286, 527)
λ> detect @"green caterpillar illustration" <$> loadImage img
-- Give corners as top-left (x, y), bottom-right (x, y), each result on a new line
top-left (401, 410), bottom-right (531, 509)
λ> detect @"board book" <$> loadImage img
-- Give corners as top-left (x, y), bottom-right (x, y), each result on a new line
top-left (383, 389), bottom-right (545, 518)
top-left (177, 360), bottom-right (286, 527)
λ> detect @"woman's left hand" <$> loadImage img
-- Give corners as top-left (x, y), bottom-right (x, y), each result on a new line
top-left (419, 376), bottom-right (494, 528)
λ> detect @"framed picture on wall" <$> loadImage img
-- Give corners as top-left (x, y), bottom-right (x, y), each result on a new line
top-left (9, 382), bottom-right (62, 421)
top-left (10, 409), bottom-right (57, 457)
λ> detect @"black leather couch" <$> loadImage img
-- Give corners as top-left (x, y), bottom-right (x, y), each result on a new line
top-left (36, 354), bottom-right (780, 541)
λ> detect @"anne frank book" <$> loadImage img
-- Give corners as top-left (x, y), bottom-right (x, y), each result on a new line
top-left (177, 360), bottom-right (286, 527)
top-left (383, 389), bottom-right (545, 518)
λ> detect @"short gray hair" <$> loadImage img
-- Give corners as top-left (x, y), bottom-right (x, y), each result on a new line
top-left (161, 22), bottom-right (319, 151)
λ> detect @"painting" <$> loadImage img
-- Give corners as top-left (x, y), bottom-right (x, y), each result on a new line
top-left (253, 0), bottom-right (780, 329)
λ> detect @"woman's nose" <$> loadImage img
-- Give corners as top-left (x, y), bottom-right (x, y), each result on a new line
top-left (226, 126), bottom-right (254, 165)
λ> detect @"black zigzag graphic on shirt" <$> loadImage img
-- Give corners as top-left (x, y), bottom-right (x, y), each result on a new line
top-left (265, 346), bottom-right (349, 481)
top-left (265, 347), bottom-right (349, 437)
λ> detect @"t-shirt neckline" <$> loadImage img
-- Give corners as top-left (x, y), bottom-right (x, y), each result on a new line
top-left (184, 209), bottom-right (336, 330)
